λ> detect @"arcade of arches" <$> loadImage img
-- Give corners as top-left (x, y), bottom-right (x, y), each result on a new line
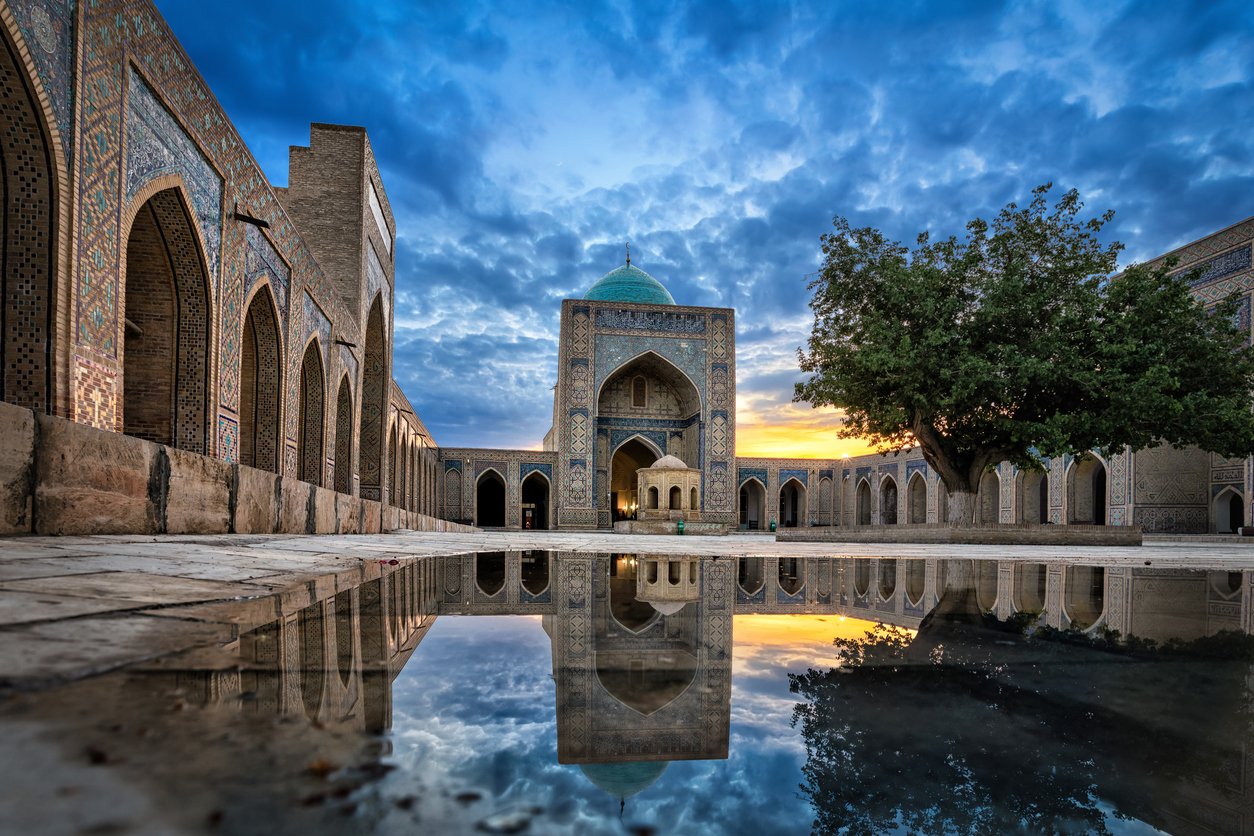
top-left (0, 1), bottom-right (1250, 537)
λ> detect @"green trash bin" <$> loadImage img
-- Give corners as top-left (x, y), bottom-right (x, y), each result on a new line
top-left (769, 519), bottom-right (777, 533)
top-left (677, 519), bottom-right (685, 535)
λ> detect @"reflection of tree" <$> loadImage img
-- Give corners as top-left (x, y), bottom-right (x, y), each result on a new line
top-left (789, 586), bottom-right (1254, 835)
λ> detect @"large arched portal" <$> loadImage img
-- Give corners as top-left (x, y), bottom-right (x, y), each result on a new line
top-left (780, 478), bottom-right (806, 528)
top-left (0, 27), bottom-right (58, 412)
top-left (597, 352), bottom-right (702, 512)
top-left (239, 286), bottom-right (281, 472)
top-left (739, 478), bottom-right (766, 530)
top-left (475, 469), bottom-right (506, 527)
top-left (609, 437), bottom-right (659, 521)
top-left (521, 471), bottom-right (550, 530)
top-left (122, 188), bottom-right (211, 452)
top-left (976, 469), bottom-right (999, 524)
top-left (1068, 455), bottom-right (1107, 525)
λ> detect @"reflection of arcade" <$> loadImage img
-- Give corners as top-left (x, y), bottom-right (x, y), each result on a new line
top-left (436, 551), bottom-right (732, 804)
top-left (177, 562), bottom-right (437, 736)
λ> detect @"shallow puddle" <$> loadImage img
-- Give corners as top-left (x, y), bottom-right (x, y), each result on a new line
top-left (1, 552), bottom-right (1250, 834)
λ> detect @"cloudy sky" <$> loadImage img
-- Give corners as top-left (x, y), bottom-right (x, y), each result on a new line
top-left (157, 0), bottom-right (1254, 456)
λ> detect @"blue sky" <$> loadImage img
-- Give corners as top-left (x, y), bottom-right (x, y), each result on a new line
top-left (157, 0), bottom-right (1254, 452)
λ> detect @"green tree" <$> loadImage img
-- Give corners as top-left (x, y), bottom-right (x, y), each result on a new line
top-left (796, 185), bottom-right (1254, 524)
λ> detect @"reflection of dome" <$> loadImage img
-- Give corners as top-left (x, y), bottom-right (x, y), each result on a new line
top-left (584, 263), bottom-right (675, 305)
top-left (578, 761), bottom-right (669, 800)
top-left (650, 454), bottom-right (687, 469)
top-left (644, 600), bottom-right (687, 615)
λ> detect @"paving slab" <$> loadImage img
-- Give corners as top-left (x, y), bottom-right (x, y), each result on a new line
top-left (0, 572), bottom-right (276, 606)
top-left (0, 590), bottom-right (150, 625)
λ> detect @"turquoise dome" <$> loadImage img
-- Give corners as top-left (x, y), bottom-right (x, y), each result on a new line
top-left (578, 761), bottom-right (669, 800)
top-left (583, 263), bottom-right (675, 305)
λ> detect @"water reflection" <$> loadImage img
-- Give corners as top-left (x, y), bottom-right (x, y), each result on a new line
top-left (13, 553), bottom-right (1254, 835)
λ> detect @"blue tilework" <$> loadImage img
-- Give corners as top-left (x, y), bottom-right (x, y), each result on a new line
top-left (780, 469), bottom-right (808, 487)
top-left (595, 308), bottom-right (705, 334)
top-left (520, 462), bottom-right (553, 481)
top-left (7, 0), bottom-right (75, 156)
top-left (125, 67), bottom-right (224, 283)
top-left (1179, 246), bottom-right (1251, 288)
top-left (593, 334), bottom-right (707, 408)
top-left (738, 467), bottom-right (767, 487)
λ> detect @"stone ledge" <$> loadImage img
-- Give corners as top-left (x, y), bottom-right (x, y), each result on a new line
top-left (0, 401), bottom-right (474, 537)
top-left (613, 520), bottom-right (729, 536)
top-left (777, 524), bottom-right (1144, 546)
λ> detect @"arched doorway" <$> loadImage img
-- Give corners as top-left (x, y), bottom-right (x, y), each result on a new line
top-left (976, 561), bottom-right (998, 613)
top-left (333, 376), bottom-right (352, 493)
top-left (779, 557), bottom-right (805, 595)
top-left (597, 351), bottom-right (702, 514)
top-left (239, 286), bottom-right (281, 471)
top-left (907, 473), bottom-right (927, 523)
top-left (122, 187), bottom-right (211, 452)
top-left (1068, 455), bottom-right (1107, 525)
top-left (976, 469), bottom-right (999, 524)
top-left (0, 26), bottom-right (58, 412)
top-left (856, 479), bottom-right (871, 525)
top-left (609, 437), bottom-right (660, 521)
top-left (880, 477), bottom-right (898, 525)
top-left (739, 478), bottom-right (766, 530)
top-left (1014, 564), bottom-right (1046, 615)
top-left (475, 469), bottom-right (506, 527)
top-left (521, 471), bottom-right (550, 530)
top-left (1018, 471), bottom-right (1047, 524)
top-left (521, 551), bottom-right (549, 595)
top-left (738, 557), bottom-right (764, 594)
top-left (358, 296), bottom-right (387, 500)
top-left (1214, 488), bottom-right (1244, 534)
top-left (904, 560), bottom-right (925, 606)
top-left (475, 552), bottom-right (506, 596)
top-left (779, 479), bottom-right (805, 527)
top-left (853, 559), bottom-right (871, 598)
top-left (297, 340), bottom-right (325, 485)
top-left (878, 559), bottom-right (897, 600)
top-left (1065, 565), bottom-right (1105, 630)
top-left (669, 485), bottom-right (682, 510)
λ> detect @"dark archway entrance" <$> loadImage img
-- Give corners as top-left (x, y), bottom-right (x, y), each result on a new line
top-left (739, 479), bottom-right (766, 530)
top-left (122, 188), bottom-right (211, 452)
top-left (239, 286), bottom-right (281, 472)
top-left (1068, 456), bottom-right (1107, 525)
top-left (779, 479), bottom-right (806, 527)
top-left (880, 477), bottom-right (898, 525)
top-left (297, 340), bottom-right (325, 485)
top-left (521, 471), bottom-right (550, 530)
top-left (0, 27), bottom-right (57, 412)
top-left (609, 437), bottom-right (659, 521)
top-left (856, 480), bottom-right (871, 525)
top-left (476, 470), bottom-right (506, 527)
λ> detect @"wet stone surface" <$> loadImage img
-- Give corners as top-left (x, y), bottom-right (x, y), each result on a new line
top-left (2, 549), bottom-right (1254, 834)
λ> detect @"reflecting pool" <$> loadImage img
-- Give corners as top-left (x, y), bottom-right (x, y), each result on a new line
top-left (3, 552), bottom-right (1253, 835)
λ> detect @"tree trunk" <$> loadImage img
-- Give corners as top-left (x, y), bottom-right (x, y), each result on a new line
top-left (946, 489), bottom-right (977, 527)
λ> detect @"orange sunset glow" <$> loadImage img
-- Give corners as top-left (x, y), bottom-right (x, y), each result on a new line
top-left (735, 402), bottom-right (881, 459)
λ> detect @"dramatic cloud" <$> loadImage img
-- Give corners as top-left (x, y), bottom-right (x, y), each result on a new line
top-left (159, 0), bottom-right (1254, 451)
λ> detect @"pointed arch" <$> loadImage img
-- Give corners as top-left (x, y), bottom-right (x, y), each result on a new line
top-left (1066, 453), bottom-right (1108, 525)
top-left (387, 420), bottom-right (398, 503)
top-left (595, 349), bottom-right (704, 416)
top-left (475, 468), bottom-right (506, 527)
top-left (855, 478), bottom-right (872, 525)
top-left (906, 471), bottom-right (927, 524)
top-left (976, 468), bottom-right (999, 524)
top-left (121, 183), bottom-right (213, 453)
top-left (738, 476), bottom-right (766, 530)
top-left (359, 294), bottom-right (388, 500)
top-left (297, 337), bottom-right (326, 485)
top-left (1213, 486), bottom-right (1244, 534)
top-left (879, 475), bottom-right (898, 525)
top-left (521, 470), bottom-right (550, 529)
top-left (239, 282), bottom-right (282, 472)
top-left (779, 477), bottom-right (806, 528)
top-left (333, 375), bottom-right (353, 493)
top-left (0, 16), bottom-right (64, 413)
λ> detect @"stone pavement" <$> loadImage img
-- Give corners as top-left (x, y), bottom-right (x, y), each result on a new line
top-left (2, 529), bottom-right (1254, 689)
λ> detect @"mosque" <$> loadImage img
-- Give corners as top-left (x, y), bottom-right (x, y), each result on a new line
top-left (0, 0), bottom-right (1251, 537)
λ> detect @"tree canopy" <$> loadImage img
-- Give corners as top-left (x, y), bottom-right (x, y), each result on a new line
top-left (796, 185), bottom-right (1254, 523)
